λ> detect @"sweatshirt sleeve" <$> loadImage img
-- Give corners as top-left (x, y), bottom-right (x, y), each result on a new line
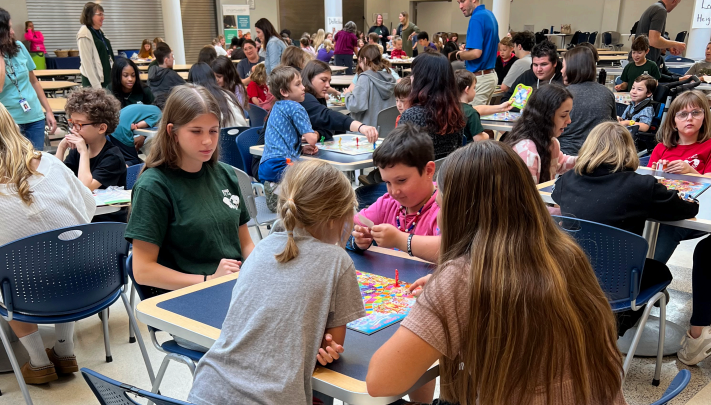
top-left (345, 76), bottom-right (371, 114)
top-left (78, 36), bottom-right (102, 89)
top-left (512, 139), bottom-right (541, 183)
top-left (302, 95), bottom-right (354, 132)
top-left (648, 180), bottom-right (700, 222)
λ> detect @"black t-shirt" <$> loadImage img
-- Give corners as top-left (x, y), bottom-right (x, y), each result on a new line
top-left (635, 1), bottom-right (668, 63)
top-left (237, 56), bottom-right (265, 79)
top-left (64, 137), bottom-right (128, 222)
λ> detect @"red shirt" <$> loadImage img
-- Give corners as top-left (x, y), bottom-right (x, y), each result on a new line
top-left (649, 139), bottom-right (711, 174)
top-left (247, 81), bottom-right (268, 104)
top-left (391, 48), bottom-right (407, 59)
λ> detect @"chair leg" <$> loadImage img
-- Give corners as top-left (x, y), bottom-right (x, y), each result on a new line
top-left (0, 321), bottom-right (33, 405)
top-left (101, 309), bottom-right (112, 362)
top-left (255, 225), bottom-right (263, 240)
top-left (622, 299), bottom-right (657, 378)
top-left (653, 292), bottom-right (666, 386)
top-left (129, 285), bottom-right (137, 343)
top-left (151, 356), bottom-right (171, 394)
top-left (120, 291), bottom-right (156, 384)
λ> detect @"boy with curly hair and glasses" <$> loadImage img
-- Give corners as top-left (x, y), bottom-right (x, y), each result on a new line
top-left (57, 87), bottom-right (127, 221)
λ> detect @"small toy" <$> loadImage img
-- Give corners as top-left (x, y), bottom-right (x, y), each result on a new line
top-left (356, 137), bottom-right (359, 147)
top-left (395, 269), bottom-right (399, 287)
top-left (320, 136), bottom-right (325, 145)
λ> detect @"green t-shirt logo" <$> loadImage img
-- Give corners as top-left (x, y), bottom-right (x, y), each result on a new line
top-left (222, 189), bottom-right (241, 210)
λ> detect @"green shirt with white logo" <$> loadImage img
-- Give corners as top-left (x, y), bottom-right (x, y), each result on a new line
top-left (125, 161), bottom-right (251, 277)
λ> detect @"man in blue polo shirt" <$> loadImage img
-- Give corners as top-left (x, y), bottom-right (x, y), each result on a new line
top-left (455, 0), bottom-right (499, 105)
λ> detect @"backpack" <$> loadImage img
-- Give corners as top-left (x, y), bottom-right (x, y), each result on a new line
top-left (630, 21), bottom-right (639, 36)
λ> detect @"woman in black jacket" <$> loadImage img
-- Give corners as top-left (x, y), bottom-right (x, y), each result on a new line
top-left (300, 60), bottom-right (378, 142)
top-left (552, 122), bottom-right (699, 336)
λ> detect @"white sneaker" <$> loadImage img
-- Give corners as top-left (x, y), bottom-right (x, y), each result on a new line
top-left (678, 326), bottom-right (711, 365)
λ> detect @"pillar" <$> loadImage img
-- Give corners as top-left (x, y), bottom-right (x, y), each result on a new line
top-left (688, 0), bottom-right (711, 60)
top-left (161, 0), bottom-right (186, 65)
top-left (324, 0), bottom-right (343, 33)
top-left (491, 0), bottom-right (510, 39)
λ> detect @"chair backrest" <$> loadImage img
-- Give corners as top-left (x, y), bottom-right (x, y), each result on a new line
top-left (125, 163), bottom-right (144, 190)
top-left (219, 126), bottom-right (251, 171)
top-left (675, 31), bottom-right (688, 43)
top-left (665, 56), bottom-right (695, 64)
top-left (247, 105), bottom-right (268, 127)
top-left (232, 167), bottom-right (259, 220)
top-left (0, 223), bottom-right (129, 317)
top-left (81, 368), bottom-right (192, 405)
top-left (589, 31), bottom-right (598, 46)
top-left (375, 105), bottom-right (400, 139)
top-left (235, 127), bottom-right (262, 178)
top-left (433, 157), bottom-right (447, 176)
top-left (551, 216), bottom-right (648, 307)
top-left (603, 31), bottom-right (612, 46)
top-left (569, 31), bottom-right (581, 46)
top-left (578, 32), bottom-right (590, 44)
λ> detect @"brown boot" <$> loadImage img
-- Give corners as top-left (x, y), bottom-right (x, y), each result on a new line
top-left (46, 348), bottom-right (78, 374)
top-left (21, 361), bottom-right (58, 384)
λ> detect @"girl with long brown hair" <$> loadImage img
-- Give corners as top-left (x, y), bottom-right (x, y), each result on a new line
top-left (137, 38), bottom-right (154, 59)
top-left (367, 141), bottom-right (626, 405)
top-left (126, 84), bottom-right (254, 312)
top-left (0, 103), bottom-right (95, 384)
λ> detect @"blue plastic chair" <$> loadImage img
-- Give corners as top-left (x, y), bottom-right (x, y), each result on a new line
top-left (0, 224), bottom-right (155, 405)
top-left (552, 216), bottom-right (669, 386)
top-left (126, 163), bottom-right (144, 190)
top-left (650, 369), bottom-right (692, 405)
top-left (235, 127), bottom-right (261, 176)
top-left (247, 105), bottom-right (268, 128)
top-left (82, 368), bottom-right (193, 405)
top-left (219, 126), bottom-right (251, 170)
top-left (126, 255), bottom-right (204, 395)
top-left (665, 55), bottom-right (695, 63)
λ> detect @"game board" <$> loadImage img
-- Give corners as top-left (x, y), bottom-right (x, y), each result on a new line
top-left (480, 112), bottom-right (521, 122)
top-left (659, 178), bottom-right (711, 199)
top-left (347, 270), bottom-right (416, 335)
top-left (319, 135), bottom-right (378, 155)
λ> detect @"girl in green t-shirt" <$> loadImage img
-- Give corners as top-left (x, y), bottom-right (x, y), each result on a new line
top-left (125, 84), bottom-right (255, 292)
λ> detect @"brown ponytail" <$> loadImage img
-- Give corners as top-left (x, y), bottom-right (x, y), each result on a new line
top-left (274, 160), bottom-right (356, 263)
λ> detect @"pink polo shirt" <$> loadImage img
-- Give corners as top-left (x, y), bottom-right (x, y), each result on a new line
top-left (355, 188), bottom-right (440, 236)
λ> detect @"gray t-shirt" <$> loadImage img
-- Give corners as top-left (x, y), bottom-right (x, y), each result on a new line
top-left (237, 56), bottom-right (265, 79)
top-left (558, 81), bottom-right (617, 156)
top-left (636, 1), bottom-right (667, 63)
top-left (502, 54), bottom-right (532, 88)
top-left (686, 61), bottom-right (711, 77)
top-left (188, 227), bottom-right (366, 405)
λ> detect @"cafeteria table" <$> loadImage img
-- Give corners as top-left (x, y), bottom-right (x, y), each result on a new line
top-left (250, 140), bottom-right (374, 172)
top-left (34, 69), bottom-right (81, 79)
top-left (136, 247), bottom-right (439, 405)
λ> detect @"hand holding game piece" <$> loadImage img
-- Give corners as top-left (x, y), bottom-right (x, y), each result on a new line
top-left (497, 100), bottom-right (513, 113)
top-left (370, 223), bottom-right (403, 249)
top-left (665, 159), bottom-right (693, 174)
top-left (359, 125), bottom-right (379, 143)
top-left (358, 213), bottom-right (375, 229)
top-left (408, 274), bottom-right (432, 297)
top-left (316, 333), bottom-right (344, 366)
top-left (352, 224), bottom-right (374, 250)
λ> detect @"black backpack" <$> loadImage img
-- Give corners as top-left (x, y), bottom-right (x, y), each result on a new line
top-left (630, 20), bottom-right (639, 36)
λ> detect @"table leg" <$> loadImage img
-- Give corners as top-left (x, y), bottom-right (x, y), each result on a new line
top-left (643, 221), bottom-right (660, 259)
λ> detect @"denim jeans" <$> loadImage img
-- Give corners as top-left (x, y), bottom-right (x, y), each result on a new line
top-left (18, 119), bottom-right (45, 151)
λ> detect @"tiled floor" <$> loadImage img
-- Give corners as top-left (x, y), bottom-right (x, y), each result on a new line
top-left (0, 228), bottom-right (709, 404)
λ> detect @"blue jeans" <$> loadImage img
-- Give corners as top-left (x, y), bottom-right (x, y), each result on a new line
top-left (18, 119), bottom-right (45, 151)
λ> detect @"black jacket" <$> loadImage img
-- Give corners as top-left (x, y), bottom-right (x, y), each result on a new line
top-left (495, 55), bottom-right (518, 85)
top-left (552, 165), bottom-right (699, 236)
top-left (502, 68), bottom-right (564, 101)
top-left (300, 92), bottom-right (354, 141)
top-left (147, 65), bottom-right (186, 97)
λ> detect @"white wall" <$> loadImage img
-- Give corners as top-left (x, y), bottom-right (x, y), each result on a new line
top-left (3, 0), bottom-right (29, 32)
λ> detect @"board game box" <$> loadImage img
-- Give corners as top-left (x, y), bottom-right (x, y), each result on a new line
top-left (347, 271), bottom-right (416, 335)
top-left (319, 135), bottom-right (378, 156)
top-left (480, 112), bottom-right (522, 122)
top-left (659, 178), bottom-right (711, 199)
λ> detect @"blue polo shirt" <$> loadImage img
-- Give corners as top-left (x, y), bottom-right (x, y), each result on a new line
top-left (465, 5), bottom-right (499, 73)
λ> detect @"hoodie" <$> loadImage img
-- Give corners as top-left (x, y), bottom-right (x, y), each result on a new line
top-left (147, 65), bottom-right (186, 97)
top-left (345, 69), bottom-right (396, 127)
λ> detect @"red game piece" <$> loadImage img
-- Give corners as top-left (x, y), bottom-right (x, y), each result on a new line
top-left (356, 137), bottom-right (359, 147)
top-left (395, 269), bottom-right (399, 287)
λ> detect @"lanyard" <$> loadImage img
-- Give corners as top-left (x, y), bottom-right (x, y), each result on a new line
top-left (4, 56), bottom-right (24, 98)
top-left (89, 27), bottom-right (110, 53)
top-left (395, 189), bottom-right (436, 234)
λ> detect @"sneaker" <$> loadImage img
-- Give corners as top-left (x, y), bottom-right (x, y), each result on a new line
top-left (46, 347), bottom-right (78, 374)
top-left (20, 361), bottom-right (58, 384)
top-left (678, 326), bottom-right (711, 365)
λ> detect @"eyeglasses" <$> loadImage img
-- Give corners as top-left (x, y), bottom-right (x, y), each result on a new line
top-left (675, 109), bottom-right (705, 120)
top-left (69, 121), bottom-right (98, 130)
top-left (94, 13), bottom-right (105, 17)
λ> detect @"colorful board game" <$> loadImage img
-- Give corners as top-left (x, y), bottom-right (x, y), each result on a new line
top-left (319, 135), bottom-right (378, 155)
top-left (347, 270), bottom-right (416, 335)
top-left (509, 84), bottom-right (533, 109)
top-left (659, 178), bottom-right (711, 199)
top-left (480, 112), bottom-right (521, 122)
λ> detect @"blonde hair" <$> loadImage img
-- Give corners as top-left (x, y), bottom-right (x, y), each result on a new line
top-left (275, 161), bottom-right (356, 263)
top-left (575, 122), bottom-right (639, 175)
top-left (312, 29), bottom-right (326, 52)
top-left (251, 63), bottom-right (267, 86)
top-left (142, 84), bottom-right (221, 172)
top-left (280, 46), bottom-right (312, 70)
top-left (658, 90), bottom-right (711, 148)
top-left (0, 104), bottom-right (41, 205)
top-left (400, 11), bottom-right (409, 27)
top-left (322, 39), bottom-right (335, 53)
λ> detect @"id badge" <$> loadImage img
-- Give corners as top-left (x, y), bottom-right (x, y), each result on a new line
top-left (19, 98), bottom-right (31, 113)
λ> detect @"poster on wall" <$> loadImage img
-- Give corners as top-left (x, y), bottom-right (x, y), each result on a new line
top-left (693, 0), bottom-right (711, 29)
top-left (326, 17), bottom-right (343, 33)
top-left (223, 5), bottom-right (251, 43)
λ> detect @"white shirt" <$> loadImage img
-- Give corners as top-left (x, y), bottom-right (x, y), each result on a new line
top-left (215, 45), bottom-right (228, 57)
top-left (0, 153), bottom-right (96, 246)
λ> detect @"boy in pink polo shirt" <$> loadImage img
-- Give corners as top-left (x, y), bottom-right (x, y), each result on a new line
top-left (351, 123), bottom-right (440, 261)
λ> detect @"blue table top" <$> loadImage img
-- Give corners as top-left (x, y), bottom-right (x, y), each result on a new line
top-left (156, 249), bottom-right (434, 381)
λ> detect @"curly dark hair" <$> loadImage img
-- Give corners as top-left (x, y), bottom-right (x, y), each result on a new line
top-left (65, 87), bottom-right (121, 134)
top-left (503, 84), bottom-right (573, 183)
top-left (0, 8), bottom-right (19, 58)
top-left (408, 52), bottom-right (464, 136)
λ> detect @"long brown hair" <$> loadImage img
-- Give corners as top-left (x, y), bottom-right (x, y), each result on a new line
top-left (142, 85), bottom-right (221, 172)
top-left (302, 60), bottom-right (332, 98)
top-left (425, 141), bottom-right (623, 405)
top-left (356, 44), bottom-right (391, 75)
top-left (658, 90), bottom-right (711, 148)
top-left (280, 46), bottom-right (312, 70)
top-left (563, 46), bottom-right (597, 85)
top-left (0, 104), bottom-right (41, 205)
top-left (275, 161), bottom-right (356, 263)
top-left (137, 39), bottom-right (154, 58)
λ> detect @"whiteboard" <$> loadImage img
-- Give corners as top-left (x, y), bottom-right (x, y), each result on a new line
top-left (693, 0), bottom-right (711, 29)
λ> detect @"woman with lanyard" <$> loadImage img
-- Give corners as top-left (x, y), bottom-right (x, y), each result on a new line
top-left (0, 8), bottom-right (56, 150)
top-left (368, 14), bottom-right (389, 51)
top-left (77, 2), bottom-right (114, 89)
